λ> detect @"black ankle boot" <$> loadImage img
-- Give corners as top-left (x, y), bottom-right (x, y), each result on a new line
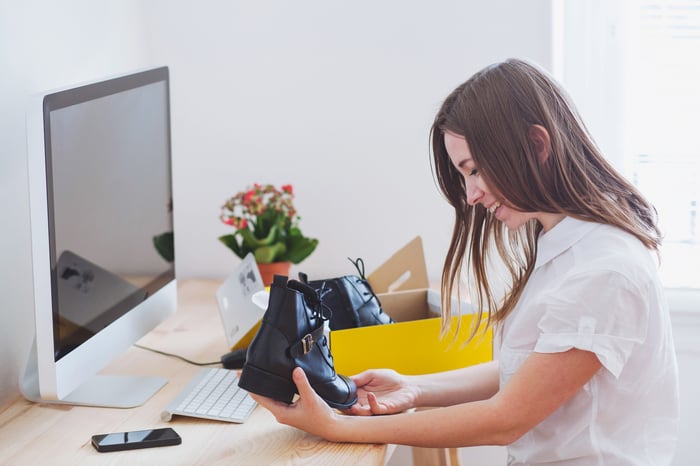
top-left (299, 258), bottom-right (395, 331)
top-left (238, 275), bottom-right (357, 409)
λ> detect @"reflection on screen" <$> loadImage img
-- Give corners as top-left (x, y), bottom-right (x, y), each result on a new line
top-left (46, 80), bottom-right (174, 361)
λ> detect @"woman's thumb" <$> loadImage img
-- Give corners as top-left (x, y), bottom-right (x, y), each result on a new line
top-left (292, 367), bottom-right (313, 396)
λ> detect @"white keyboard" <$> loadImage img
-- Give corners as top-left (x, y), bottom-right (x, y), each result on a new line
top-left (161, 367), bottom-right (257, 423)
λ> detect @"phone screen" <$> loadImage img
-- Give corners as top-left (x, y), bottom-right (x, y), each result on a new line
top-left (91, 427), bottom-right (181, 452)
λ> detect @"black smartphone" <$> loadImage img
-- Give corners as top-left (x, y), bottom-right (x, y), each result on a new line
top-left (91, 427), bottom-right (181, 453)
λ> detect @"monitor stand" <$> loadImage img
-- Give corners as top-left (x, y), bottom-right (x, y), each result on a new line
top-left (21, 338), bottom-right (167, 408)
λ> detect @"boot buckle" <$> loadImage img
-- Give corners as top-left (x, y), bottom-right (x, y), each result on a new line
top-left (302, 333), bottom-right (314, 354)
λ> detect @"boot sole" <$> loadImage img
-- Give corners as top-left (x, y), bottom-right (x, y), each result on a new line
top-left (324, 393), bottom-right (358, 410)
top-left (238, 364), bottom-right (296, 404)
top-left (239, 363), bottom-right (358, 410)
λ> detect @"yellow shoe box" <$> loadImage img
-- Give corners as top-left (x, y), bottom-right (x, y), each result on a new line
top-left (330, 236), bottom-right (493, 376)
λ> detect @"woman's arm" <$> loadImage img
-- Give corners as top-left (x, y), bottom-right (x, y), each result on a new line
top-left (346, 360), bottom-right (499, 416)
top-left (412, 359), bottom-right (500, 407)
top-left (253, 348), bottom-right (601, 447)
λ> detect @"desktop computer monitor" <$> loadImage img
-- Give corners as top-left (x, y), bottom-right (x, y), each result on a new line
top-left (21, 66), bottom-right (176, 408)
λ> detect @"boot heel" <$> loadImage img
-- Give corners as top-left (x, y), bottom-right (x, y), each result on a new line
top-left (238, 364), bottom-right (296, 404)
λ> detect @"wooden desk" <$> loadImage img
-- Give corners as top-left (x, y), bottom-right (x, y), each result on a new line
top-left (0, 280), bottom-right (395, 465)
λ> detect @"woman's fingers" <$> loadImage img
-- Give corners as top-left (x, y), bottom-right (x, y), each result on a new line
top-left (367, 391), bottom-right (388, 415)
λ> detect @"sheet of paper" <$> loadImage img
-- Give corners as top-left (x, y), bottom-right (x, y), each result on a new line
top-left (215, 253), bottom-right (266, 347)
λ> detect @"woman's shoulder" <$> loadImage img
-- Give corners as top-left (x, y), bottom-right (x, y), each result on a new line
top-left (571, 222), bottom-right (659, 287)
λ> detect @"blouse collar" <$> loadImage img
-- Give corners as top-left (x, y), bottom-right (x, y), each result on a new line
top-left (534, 217), bottom-right (599, 270)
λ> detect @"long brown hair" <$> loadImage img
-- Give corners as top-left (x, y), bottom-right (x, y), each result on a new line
top-left (430, 58), bottom-right (660, 338)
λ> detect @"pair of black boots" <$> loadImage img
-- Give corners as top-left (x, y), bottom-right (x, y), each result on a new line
top-left (237, 260), bottom-right (393, 409)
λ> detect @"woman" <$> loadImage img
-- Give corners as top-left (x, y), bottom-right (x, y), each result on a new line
top-left (249, 58), bottom-right (680, 465)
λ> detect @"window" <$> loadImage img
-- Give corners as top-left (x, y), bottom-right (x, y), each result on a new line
top-left (628, 1), bottom-right (699, 288)
top-left (555, 0), bottom-right (700, 289)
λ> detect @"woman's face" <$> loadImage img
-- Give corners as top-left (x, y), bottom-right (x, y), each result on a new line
top-left (443, 131), bottom-right (563, 232)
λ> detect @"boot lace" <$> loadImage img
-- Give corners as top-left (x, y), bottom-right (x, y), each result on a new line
top-left (348, 257), bottom-right (389, 317)
top-left (307, 283), bottom-right (334, 321)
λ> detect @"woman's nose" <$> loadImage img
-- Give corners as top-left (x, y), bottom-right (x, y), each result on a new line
top-left (465, 178), bottom-right (483, 206)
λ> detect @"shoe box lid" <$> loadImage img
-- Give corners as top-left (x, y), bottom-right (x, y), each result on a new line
top-left (366, 235), bottom-right (429, 295)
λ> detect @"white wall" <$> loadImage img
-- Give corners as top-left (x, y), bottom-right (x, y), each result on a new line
top-left (140, 0), bottom-right (553, 283)
top-left (0, 4), bottom-right (549, 464)
top-left (0, 0), bottom-right (157, 408)
top-left (0, 0), bottom-right (553, 411)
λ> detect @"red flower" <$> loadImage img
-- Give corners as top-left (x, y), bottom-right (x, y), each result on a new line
top-left (221, 183), bottom-right (300, 234)
top-left (243, 190), bottom-right (255, 203)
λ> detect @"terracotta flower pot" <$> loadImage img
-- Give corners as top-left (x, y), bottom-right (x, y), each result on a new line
top-left (256, 261), bottom-right (291, 286)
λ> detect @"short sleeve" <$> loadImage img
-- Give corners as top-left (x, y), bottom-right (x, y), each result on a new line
top-left (534, 270), bottom-right (649, 378)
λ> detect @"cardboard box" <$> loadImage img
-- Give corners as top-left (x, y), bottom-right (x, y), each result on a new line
top-left (330, 236), bottom-right (493, 375)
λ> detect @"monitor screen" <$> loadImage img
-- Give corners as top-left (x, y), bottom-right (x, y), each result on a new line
top-left (45, 71), bottom-right (174, 360)
top-left (22, 66), bottom-right (177, 408)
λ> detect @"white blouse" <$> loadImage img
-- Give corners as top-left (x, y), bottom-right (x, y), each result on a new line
top-left (499, 217), bottom-right (679, 465)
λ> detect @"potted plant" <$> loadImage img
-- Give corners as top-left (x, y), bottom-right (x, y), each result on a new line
top-left (219, 183), bottom-right (319, 284)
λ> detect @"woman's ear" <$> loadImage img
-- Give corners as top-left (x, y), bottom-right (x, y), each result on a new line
top-left (528, 125), bottom-right (551, 163)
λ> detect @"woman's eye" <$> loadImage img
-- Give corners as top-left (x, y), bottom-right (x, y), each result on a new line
top-left (469, 168), bottom-right (479, 176)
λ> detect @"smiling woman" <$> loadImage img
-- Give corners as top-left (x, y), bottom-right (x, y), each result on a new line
top-left (248, 58), bottom-right (680, 466)
top-left (442, 130), bottom-right (563, 233)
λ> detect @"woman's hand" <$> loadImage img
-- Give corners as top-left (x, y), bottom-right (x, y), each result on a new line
top-left (345, 369), bottom-right (418, 416)
top-left (248, 367), bottom-right (340, 440)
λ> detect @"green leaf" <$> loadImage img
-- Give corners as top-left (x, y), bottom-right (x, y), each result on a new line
top-left (284, 236), bottom-right (319, 264)
top-left (153, 232), bottom-right (175, 262)
top-left (254, 242), bottom-right (287, 263)
top-left (219, 234), bottom-right (248, 259)
top-left (257, 209), bottom-right (280, 237)
top-left (239, 225), bottom-right (279, 249)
